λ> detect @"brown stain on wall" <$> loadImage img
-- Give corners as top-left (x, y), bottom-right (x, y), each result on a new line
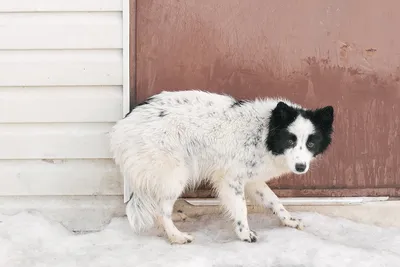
top-left (134, 0), bottom-right (400, 196)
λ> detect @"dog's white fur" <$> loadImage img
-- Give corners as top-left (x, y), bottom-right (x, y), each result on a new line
top-left (110, 90), bottom-right (319, 244)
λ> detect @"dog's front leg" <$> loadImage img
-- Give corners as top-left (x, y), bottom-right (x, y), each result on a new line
top-left (245, 181), bottom-right (304, 230)
top-left (218, 179), bottom-right (258, 242)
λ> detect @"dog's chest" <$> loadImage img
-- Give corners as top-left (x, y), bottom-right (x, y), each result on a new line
top-left (242, 154), bottom-right (290, 181)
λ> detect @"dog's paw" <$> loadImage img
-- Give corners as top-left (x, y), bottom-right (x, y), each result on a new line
top-left (237, 229), bottom-right (258, 243)
top-left (282, 217), bottom-right (304, 230)
top-left (168, 232), bottom-right (194, 245)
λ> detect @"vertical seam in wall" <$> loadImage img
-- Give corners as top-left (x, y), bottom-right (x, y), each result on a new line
top-left (122, 0), bottom-right (131, 117)
top-left (122, 0), bottom-right (133, 203)
top-left (134, 0), bottom-right (138, 106)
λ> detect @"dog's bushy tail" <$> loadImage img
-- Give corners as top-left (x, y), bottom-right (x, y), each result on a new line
top-left (125, 192), bottom-right (158, 233)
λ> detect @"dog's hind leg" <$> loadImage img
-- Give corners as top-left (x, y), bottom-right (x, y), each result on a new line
top-left (245, 181), bottom-right (304, 230)
top-left (158, 198), bottom-right (194, 244)
top-left (217, 178), bottom-right (258, 243)
top-left (156, 167), bottom-right (194, 245)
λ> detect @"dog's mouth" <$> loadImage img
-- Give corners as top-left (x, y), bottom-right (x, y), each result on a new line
top-left (293, 170), bottom-right (307, 175)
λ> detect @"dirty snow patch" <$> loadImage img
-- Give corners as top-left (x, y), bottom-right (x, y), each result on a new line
top-left (1, 211), bottom-right (399, 267)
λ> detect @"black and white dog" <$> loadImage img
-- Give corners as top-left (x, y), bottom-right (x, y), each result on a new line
top-left (110, 90), bottom-right (334, 244)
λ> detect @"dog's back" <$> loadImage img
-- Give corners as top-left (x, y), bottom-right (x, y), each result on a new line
top-left (126, 90), bottom-right (235, 118)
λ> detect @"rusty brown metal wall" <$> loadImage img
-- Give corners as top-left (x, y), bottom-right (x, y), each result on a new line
top-left (133, 0), bottom-right (400, 197)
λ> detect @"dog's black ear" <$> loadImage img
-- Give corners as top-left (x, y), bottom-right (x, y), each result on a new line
top-left (274, 101), bottom-right (297, 122)
top-left (313, 106), bottom-right (334, 134)
top-left (315, 106), bottom-right (334, 125)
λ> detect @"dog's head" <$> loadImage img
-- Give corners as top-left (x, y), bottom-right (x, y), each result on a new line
top-left (266, 101), bottom-right (334, 174)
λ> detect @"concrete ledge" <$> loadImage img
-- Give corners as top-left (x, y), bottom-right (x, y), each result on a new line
top-left (175, 198), bottom-right (400, 228)
top-left (1, 196), bottom-right (399, 232)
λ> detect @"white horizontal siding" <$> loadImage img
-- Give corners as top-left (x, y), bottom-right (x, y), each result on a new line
top-left (0, 12), bottom-right (122, 49)
top-left (0, 50), bottom-right (122, 86)
top-left (0, 0), bottom-right (122, 12)
top-left (0, 86), bottom-right (122, 123)
top-left (0, 160), bottom-right (122, 196)
top-left (0, 123), bottom-right (113, 159)
top-left (0, 1), bottom-right (126, 198)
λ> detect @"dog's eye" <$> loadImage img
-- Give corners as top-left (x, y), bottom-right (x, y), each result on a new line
top-left (288, 140), bottom-right (295, 146)
top-left (307, 142), bottom-right (314, 148)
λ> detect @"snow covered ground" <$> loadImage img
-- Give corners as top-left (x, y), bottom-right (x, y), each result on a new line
top-left (1, 211), bottom-right (399, 267)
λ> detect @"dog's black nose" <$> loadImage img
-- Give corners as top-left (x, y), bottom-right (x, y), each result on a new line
top-left (295, 163), bottom-right (306, 173)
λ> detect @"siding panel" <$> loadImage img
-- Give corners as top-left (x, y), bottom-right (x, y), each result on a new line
top-left (0, 0), bottom-right (122, 12)
top-left (0, 50), bottom-right (122, 86)
top-left (0, 123), bottom-right (113, 159)
top-left (0, 12), bottom-right (122, 49)
top-left (0, 159), bottom-right (122, 196)
top-left (0, 86), bottom-right (123, 123)
top-left (0, 1), bottom-right (125, 200)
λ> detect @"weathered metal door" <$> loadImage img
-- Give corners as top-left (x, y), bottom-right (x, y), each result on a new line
top-left (130, 0), bottom-right (400, 197)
